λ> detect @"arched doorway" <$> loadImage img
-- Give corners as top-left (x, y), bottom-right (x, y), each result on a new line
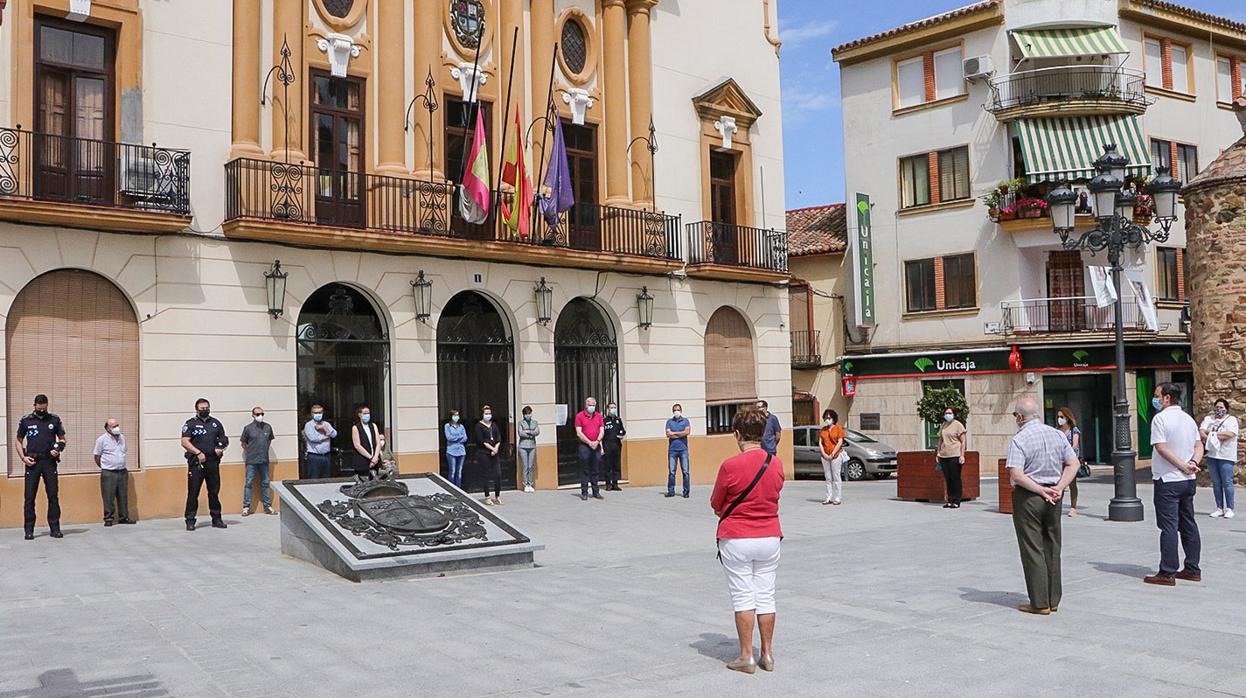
top-left (704, 306), bottom-right (758, 434)
top-left (296, 284), bottom-right (391, 477)
top-left (6, 270), bottom-right (140, 475)
top-left (436, 291), bottom-right (516, 492)
top-left (554, 298), bottom-right (618, 485)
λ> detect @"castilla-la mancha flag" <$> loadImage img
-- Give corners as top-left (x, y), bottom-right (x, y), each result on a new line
top-left (500, 103), bottom-right (533, 238)
top-left (458, 103), bottom-right (491, 225)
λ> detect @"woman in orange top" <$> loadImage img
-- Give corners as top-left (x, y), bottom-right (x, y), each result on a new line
top-left (820, 409), bottom-right (845, 505)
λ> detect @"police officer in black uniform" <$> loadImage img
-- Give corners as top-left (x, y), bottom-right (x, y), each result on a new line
top-left (180, 397), bottom-right (229, 531)
top-left (16, 394), bottom-right (66, 540)
top-left (601, 401), bottom-right (626, 492)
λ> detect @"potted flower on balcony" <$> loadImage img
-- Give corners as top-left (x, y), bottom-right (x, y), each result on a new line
top-left (999, 205), bottom-right (1018, 221)
top-left (1015, 197), bottom-right (1048, 219)
top-left (982, 189), bottom-right (1002, 221)
top-left (1134, 193), bottom-right (1155, 224)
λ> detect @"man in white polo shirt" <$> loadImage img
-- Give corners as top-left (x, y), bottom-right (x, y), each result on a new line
top-left (1145, 382), bottom-right (1202, 586)
top-left (93, 418), bottom-right (136, 527)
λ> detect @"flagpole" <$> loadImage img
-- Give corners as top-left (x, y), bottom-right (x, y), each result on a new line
top-left (456, 20), bottom-right (487, 173)
top-left (533, 45), bottom-right (560, 198)
top-left (495, 27), bottom-right (520, 236)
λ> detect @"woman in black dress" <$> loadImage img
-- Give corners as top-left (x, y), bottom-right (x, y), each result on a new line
top-left (476, 404), bottom-right (503, 505)
top-left (350, 404), bottom-right (382, 480)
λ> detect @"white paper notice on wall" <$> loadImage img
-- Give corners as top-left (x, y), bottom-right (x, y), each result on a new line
top-left (67, 0), bottom-right (91, 21)
top-left (1124, 271), bottom-right (1159, 331)
top-left (1089, 266), bottom-right (1118, 308)
top-left (555, 404), bottom-right (569, 427)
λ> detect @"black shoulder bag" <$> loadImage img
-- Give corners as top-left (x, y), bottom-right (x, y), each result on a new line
top-left (716, 453), bottom-right (773, 561)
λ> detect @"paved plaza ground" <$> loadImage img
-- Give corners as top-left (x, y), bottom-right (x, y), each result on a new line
top-left (1, 474), bottom-right (1244, 697)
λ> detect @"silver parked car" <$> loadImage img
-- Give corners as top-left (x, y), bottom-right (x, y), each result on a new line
top-left (792, 425), bottom-right (898, 481)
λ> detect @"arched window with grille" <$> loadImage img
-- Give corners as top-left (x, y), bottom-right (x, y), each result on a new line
top-left (704, 306), bottom-right (757, 434)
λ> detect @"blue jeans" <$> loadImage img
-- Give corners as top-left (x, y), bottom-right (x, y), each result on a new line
top-left (446, 453), bottom-right (466, 487)
top-left (1207, 457), bottom-right (1236, 510)
top-left (305, 452), bottom-right (331, 479)
top-left (1154, 478), bottom-right (1200, 576)
top-left (668, 451), bottom-right (690, 495)
top-left (244, 461), bottom-right (271, 509)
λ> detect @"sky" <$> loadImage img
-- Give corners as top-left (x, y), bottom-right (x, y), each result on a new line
top-left (778, 0), bottom-right (1246, 211)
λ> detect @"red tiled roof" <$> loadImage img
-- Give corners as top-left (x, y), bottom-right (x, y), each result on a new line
top-left (786, 204), bottom-right (847, 257)
top-left (831, 1), bottom-right (998, 58)
top-left (1129, 0), bottom-right (1246, 35)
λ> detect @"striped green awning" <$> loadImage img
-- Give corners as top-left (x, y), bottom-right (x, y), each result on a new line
top-left (1012, 27), bottom-right (1128, 59)
top-left (1016, 115), bottom-right (1151, 183)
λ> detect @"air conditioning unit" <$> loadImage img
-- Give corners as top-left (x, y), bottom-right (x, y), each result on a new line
top-left (963, 55), bottom-right (995, 81)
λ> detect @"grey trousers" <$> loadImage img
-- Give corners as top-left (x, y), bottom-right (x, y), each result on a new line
top-left (519, 447), bottom-right (537, 487)
top-left (101, 469), bottom-right (129, 523)
top-left (1012, 486), bottom-right (1062, 609)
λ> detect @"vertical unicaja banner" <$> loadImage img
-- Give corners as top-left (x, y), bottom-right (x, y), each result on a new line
top-left (852, 193), bottom-right (876, 327)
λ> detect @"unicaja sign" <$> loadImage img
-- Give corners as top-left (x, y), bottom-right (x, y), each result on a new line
top-left (936, 358), bottom-right (977, 372)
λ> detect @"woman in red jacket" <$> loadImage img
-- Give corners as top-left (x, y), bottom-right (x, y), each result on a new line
top-left (710, 406), bottom-right (785, 674)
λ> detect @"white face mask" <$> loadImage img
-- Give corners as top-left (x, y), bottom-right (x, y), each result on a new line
top-left (110, 427), bottom-right (122, 436)
top-left (1057, 416), bottom-right (1067, 427)
top-left (823, 419), bottom-right (833, 427)
top-left (944, 413), bottom-right (955, 422)
top-left (254, 415), bottom-right (264, 424)
top-left (673, 411), bottom-right (682, 419)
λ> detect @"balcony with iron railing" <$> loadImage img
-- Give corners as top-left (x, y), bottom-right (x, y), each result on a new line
top-left (685, 221), bottom-right (788, 281)
top-left (790, 329), bottom-right (822, 369)
top-left (222, 157), bottom-right (683, 273)
top-left (0, 126), bottom-right (191, 232)
top-left (986, 66), bottom-right (1151, 121)
top-left (1000, 296), bottom-right (1169, 338)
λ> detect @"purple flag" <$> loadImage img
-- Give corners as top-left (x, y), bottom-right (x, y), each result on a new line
top-left (539, 117), bottom-right (575, 233)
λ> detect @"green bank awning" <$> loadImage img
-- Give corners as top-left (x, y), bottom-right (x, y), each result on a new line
top-left (1012, 27), bottom-right (1128, 59)
top-left (1016, 115), bottom-right (1151, 183)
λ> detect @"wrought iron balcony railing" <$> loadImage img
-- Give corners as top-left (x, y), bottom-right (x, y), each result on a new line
top-left (790, 329), bottom-right (821, 368)
top-left (1000, 296), bottom-right (1165, 336)
top-left (224, 158), bottom-right (681, 260)
top-left (986, 66), bottom-right (1150, 114)
top-left (686, 221), bottom-right (788, 273)
top-left (0, 127), bottom-right (191, 214)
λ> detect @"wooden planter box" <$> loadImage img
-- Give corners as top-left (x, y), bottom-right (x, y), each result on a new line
top-left (897, 451), bottom-right (980, 502)
top-left (998, 459), bottom-right (1013, 514)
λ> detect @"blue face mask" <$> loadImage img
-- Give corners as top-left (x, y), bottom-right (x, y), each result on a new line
top-left (1152, 397), bottom-right (1163, 411)
top-left (609, 408), bottom-right (617, 416)
top-left (587, 405), bottom-right (596, 414)
top-left (312, 413), bottom-right (323, 422)
top-left (451, 415), bottom-right (460, 423)
top-left (361, 413), bottom-right (371, 424)
top-left (483, 413), bottom-right (492, 422)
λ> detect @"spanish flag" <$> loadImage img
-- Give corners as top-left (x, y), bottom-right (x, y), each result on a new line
top-left (500, 103), bottom-right (532, 239)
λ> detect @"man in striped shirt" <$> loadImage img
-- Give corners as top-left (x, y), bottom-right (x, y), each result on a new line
top-left (1005, 395), bottom-right (1081, 615)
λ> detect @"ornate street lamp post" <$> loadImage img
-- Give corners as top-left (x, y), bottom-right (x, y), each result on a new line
top-left (1046, 146), bottom-right (1181, 523)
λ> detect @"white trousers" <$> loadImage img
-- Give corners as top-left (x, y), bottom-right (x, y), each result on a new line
top-left (822, 454), bottom-right (843, 502)
top-left (718, 536), bottom-right (781, 614)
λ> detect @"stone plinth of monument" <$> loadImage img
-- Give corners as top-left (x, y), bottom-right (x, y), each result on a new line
top-left (272, 473), bottom-right (542, 582)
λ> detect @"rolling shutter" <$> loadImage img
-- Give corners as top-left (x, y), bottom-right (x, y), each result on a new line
top-left (6, 270), bottom-right (139, 475)
top-left (704, 307), bottom-right (757, 404)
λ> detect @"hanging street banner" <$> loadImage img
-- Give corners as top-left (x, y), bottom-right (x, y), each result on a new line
top-left (1088, 266), bottom-right (1117, 308)
top-left (851, 193), bottom-right (876, 328)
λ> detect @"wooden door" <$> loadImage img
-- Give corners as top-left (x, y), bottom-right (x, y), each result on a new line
top-left (1046, 250), bottom-right (1086, 332)
top-left (710, 149), bottom-right (738, 264)
top-left (563, 121), bottom-right (599, 250)
top-left (310, 71), bottom-right (365, 228)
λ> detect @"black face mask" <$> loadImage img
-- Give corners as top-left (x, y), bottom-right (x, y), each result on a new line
top-left (197, 409), bottom-right (211, 419)
top-left (34, 408), bottom-right (47, 417)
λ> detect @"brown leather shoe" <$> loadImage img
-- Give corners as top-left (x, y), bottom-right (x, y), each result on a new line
top-left (1018, 604), bottom-right (1051, 615)
top-left (1175, 570), bottom-right (1201, 582)
top-left (1144, 574), bottom-right (1176, 586)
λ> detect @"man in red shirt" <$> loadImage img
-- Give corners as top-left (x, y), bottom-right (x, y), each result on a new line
top-left (575, 396), bottom-right (606, 501)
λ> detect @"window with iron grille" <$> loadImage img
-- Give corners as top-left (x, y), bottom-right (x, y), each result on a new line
top-left (561, 19), bottom-right (588, 75)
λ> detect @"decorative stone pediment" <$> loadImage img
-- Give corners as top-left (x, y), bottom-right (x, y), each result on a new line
top-left (692, 78), bottom-right (763, 129)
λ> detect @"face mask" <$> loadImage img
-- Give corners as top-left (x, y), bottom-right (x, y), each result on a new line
top-left (1057, 417), bottom-right (1067, 426)
top-left (944, 413), bottom-right (954, 422)
top-left (452, 415), bottom-right (460, 423)
top-left (34, 408), bottom-right (47, 417)
top-left (198, 409), bottom-right (210, 419)
top-left (312, 413), bottom-right (324, 422)
top-left (823, 419), bottom-right (833, 427)
top-left (483, 413), bottom-right (493, 421)
top-left (1152, 397), bottom-right (1163, 411)
top-left (110, 427), bottom-right (122, 436)
top-left (1215, 408), bottom-right (1227, 418)
top-left (254, 415), bottom-right (264, 424)
top-left (673, 411), bottom-right (682, 419)
top-left (361, 414), bottom-right (371, 424)
top-left (586, 406), bottom-right (596, 414)
top-left (609, 408), bottom-right (617, 416)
